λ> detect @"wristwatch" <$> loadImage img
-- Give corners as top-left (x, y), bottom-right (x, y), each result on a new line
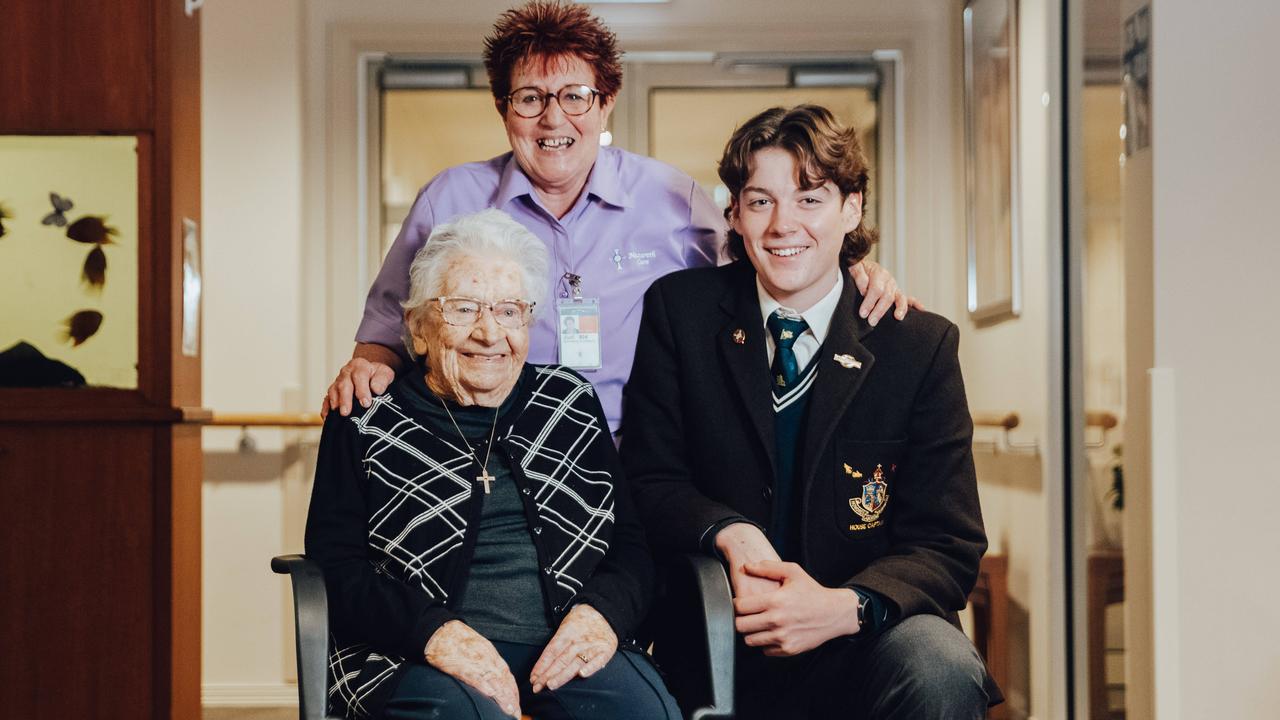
top-left (854, 589), bottom-right (870, 629)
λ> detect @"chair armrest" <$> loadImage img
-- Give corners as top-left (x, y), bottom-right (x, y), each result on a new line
top-left (680, 554), bottom-right (736, 720)
top-left (272, 554), bottom-right (339, 720)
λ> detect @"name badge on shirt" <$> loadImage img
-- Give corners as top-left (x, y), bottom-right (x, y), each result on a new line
top-left (557, 297), bottom-right (602, 370)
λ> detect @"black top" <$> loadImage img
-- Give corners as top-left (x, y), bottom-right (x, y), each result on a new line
top-left (395, 369), bottom-right (552, 645)
top-left (305, 363), bottom-right (653, 717)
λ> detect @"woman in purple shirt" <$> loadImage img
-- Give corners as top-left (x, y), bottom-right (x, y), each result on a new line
top-left (322, 0), bottom-right (911, 432)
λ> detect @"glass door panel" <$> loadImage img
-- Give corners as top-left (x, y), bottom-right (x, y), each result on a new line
top-left (635, 59), bottom-right (882, 262)
top-left (1082, 80), bottom-right (1127, 720)
top-left (381, 88), bottom-right (509, 256)
top-left (1077, 0), bottom-right (1132, 715)
top-left (650, 86), bottom-right (877, 231)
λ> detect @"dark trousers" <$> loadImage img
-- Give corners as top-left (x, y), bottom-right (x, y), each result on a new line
top-left (735, 614), bottom-right (990, 720)
top-left (382, 641), bottom-right (681, 720)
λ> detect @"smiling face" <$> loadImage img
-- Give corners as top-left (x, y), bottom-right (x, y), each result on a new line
top-left (409, 253), bottom-right (531, 407)
top-left (730, 146), bottom-right (862, 312)
top-left (502, 54), bottom-right (613, 206)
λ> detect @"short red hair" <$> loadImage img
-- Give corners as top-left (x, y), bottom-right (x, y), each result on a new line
top-left (483, 1), bottom-right (622, 108)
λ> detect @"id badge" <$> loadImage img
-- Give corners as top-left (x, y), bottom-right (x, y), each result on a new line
top-left (556, 297), bottom-right (602, 370)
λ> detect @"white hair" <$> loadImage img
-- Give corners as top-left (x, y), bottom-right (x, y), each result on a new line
top-left (400, 209), bottom-right (549, 353)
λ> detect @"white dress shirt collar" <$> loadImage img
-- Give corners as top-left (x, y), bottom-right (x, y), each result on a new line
top-left (756, 270), bottom-right (844, 368)
top-left (756, 270), bottom-right (844, 344)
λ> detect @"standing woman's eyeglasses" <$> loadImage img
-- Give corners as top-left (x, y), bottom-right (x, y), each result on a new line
top-left (505, 85), bottom-right (600, 118)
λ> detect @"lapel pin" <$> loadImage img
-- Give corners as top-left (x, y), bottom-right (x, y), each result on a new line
top-left (732, 329), bottom-right (746, 345)
top-left (833, 353), bottom-right (862, 369)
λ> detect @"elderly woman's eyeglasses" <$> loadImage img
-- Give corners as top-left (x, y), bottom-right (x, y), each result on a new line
top-left (434, 297), bottom-right (535, 329)
top-left (505, 84), bottom-right (600, 118)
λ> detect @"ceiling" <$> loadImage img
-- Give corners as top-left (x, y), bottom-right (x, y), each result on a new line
top-left (309, 0), bottom-right (1129, 61)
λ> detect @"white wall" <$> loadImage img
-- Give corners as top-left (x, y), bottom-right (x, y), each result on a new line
top-left (958, 1), bottom-right (1062, 717)
top-left (200, 0), bottom-right (307, 704)
top-left (1150, 1), bottom-right (1280, 716)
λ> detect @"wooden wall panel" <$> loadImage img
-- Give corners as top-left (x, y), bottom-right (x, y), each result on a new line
top-left (0, 424), bottom-right (155, 719)
top-left (154, 0), bottom-right (203, 410)
top-left (0, 1), bottom-right (204, 717)
top-left (0, 0), bottom-right (154, 132)
top-left (156, 423), bottom-right (203, 720)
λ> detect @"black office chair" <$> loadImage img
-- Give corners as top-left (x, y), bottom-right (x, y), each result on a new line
top-left (271, 555), bottom-right (343, 720)
top-left (272, 553), bottom-right (736, 720)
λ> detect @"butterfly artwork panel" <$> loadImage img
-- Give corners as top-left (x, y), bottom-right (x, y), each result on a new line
top-left (0, 136), bottom-right (139, 389)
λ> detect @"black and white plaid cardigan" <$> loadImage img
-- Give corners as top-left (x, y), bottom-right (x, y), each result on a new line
top-left (305, 364), bottom-right (653, 719)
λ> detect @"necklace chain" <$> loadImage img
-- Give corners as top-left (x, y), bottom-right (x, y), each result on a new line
top-left (437, 397), bottom-right (500, 490)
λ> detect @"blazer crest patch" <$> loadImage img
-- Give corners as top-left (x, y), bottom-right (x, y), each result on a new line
top-left (847, 463), bottom-right (889, 530)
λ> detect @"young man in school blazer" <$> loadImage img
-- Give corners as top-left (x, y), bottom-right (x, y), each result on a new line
top-left (622, 105), bottom-right (998, 719)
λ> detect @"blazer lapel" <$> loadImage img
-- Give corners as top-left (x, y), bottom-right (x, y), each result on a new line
top-left (717, 266), bottom-right (777, 474)
top-left (799, 274), bottom-right (877, 487)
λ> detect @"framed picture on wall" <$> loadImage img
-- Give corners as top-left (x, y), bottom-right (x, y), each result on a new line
top-left (964, 0), bottom-right (1021, 323)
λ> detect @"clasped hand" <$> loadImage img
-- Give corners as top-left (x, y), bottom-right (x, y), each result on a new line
top-left (716, 524), bottom-right (861, 656)
top-left (733, 560), bottom-right (862, 657)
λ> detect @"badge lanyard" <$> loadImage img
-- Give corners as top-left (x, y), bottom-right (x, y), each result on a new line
top-left (556, 270), bottom-right (602, 370)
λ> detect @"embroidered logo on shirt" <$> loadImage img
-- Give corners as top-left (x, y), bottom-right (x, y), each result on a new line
top-left (611, 249), bottom-right (657, 270)
top-left (847, 463), bottom-right (889, 530)
top-left (627, 250), bottom-right (657, 267)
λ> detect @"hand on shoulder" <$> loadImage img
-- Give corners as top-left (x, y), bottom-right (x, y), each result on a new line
top-left (320, 343), bottom-right (401, 418)
top-left (849, 258), bottom-right (924, 326)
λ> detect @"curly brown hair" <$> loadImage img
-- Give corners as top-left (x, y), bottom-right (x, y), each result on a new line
top-left (719, 104), bottom-right (878, 266)
top-left (483, 1), bottom-right (622, 111)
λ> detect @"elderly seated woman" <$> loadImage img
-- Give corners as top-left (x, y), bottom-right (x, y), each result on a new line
top-left (305, 208), bottom-right (678, 720)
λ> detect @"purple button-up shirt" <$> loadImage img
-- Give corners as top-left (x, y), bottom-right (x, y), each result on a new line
top-left (357, 146), bottom-right (724, 432)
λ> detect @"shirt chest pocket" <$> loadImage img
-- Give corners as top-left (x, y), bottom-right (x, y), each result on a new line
top-left (831, 439), bottom-right (906, 539)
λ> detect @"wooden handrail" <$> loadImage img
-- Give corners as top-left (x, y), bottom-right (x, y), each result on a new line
top-left (212, 412), bottom-right (1049, 427)
top-left (1085, 411), bottom-right (1118, 429)
top-left (971, 411), bottom-right (1117, 431)
top-left (206, 409), bottom-right (1107, 433)
top-left (972, 412), bottom-right (1020, 430)
top-left (208, 412), bottom-right (323, 428)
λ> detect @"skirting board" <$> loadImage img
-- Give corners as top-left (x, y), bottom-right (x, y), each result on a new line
top-left (202, 683), bottom-right (299, 707)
